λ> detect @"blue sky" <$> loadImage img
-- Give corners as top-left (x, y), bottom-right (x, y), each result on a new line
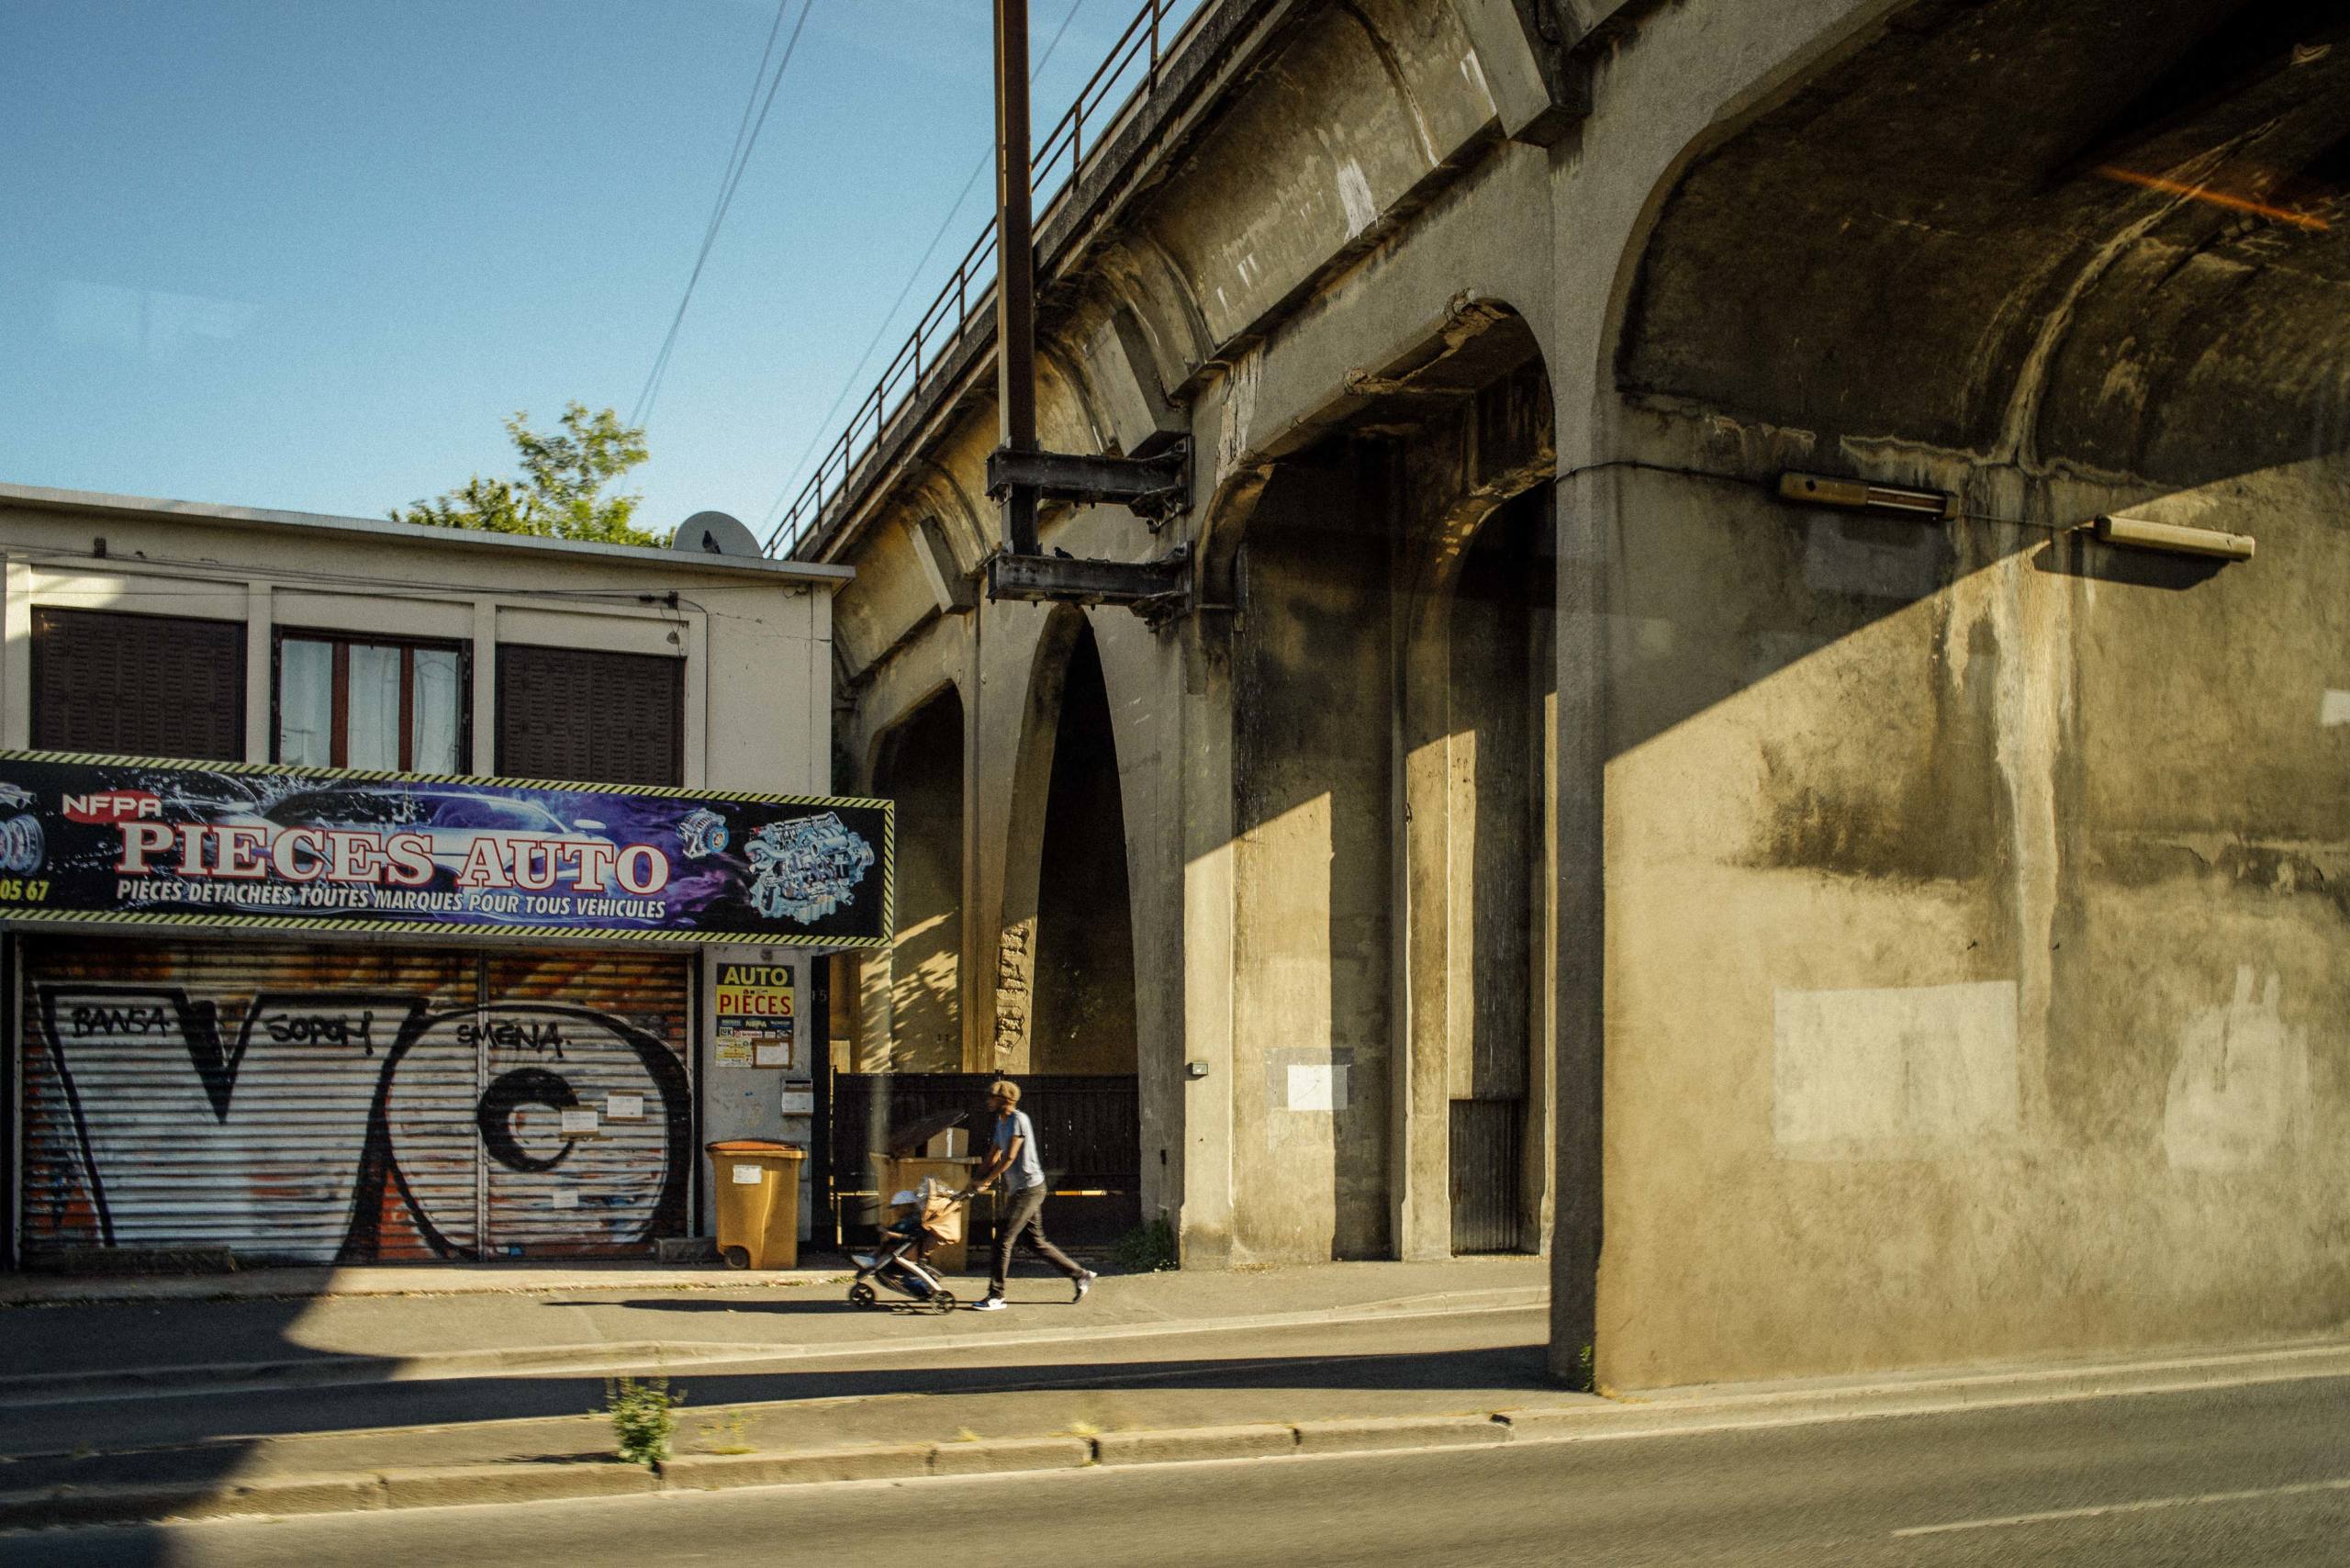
top-left (0, 0), bottom-right (1199, 543)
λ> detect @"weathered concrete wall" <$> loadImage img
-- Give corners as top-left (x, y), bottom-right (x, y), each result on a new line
top-left (800, 0), bottom-right (2350, 1394)
top-left (1595, 420), bottom-right (2350, 1385)
top-left (1231, 456), bottom-right (1395, 1259)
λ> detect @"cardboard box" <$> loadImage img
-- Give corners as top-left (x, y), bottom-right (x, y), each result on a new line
top-left (923, 1127), bottom-right (969, 1159)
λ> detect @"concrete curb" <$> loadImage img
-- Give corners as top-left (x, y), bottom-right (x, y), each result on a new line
top-left (0, 1413), bottom-right (1526, 1530)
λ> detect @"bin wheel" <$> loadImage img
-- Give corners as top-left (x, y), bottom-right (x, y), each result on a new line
top-left (847, 1282), bottom-right (878, 1311)
top-left (722, 1245), bottom-right (752, 1271)
top-left (931, 1291), bottom-right (958, 1316)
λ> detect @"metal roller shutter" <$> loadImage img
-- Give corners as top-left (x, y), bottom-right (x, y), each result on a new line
top-left (496, 645), bottom-right (683, 787)
top-left (477, 950), bottom-right (693, 1260)
top-left (18, 937), bottom-right (691, 1265)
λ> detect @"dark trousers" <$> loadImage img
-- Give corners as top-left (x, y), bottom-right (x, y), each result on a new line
top-left (990, 1183), bottom-right (1080, 1294)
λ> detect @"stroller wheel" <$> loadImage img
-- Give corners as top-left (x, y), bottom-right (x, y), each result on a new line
top-left (847, 1282), bottom-right (878, 1311)
top-left (931, 1290), bottom-right (958, 1315)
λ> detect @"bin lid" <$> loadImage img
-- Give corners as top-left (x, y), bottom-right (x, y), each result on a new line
top-left (705, 1139), bottom-right (803, 1154)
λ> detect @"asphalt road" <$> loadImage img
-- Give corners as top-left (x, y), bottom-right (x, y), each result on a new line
top-left (12, 1364), bottom-right (2345, 1566)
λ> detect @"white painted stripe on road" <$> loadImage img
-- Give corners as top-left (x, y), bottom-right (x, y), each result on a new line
top-left (1894, 1476), bottom-right (2350, 1537)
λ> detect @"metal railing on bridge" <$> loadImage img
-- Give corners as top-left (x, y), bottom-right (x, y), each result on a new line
top-left (763, 0), bottom-right (1213, 561)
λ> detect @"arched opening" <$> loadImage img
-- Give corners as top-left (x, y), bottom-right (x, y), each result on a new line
top-left (986, 607), bottom-right (1145, 1249)
top-left (864, 687), bottom-right (965, 1072)
top-left (1217, 303), bottom-right (1558, 1264)
top-left (1028, 623), bottom-right (1137, 1075)
top-left (1587, 0), bottom-right (2350, 1383)
top-left (1445, 487), bottom-right (1555, 1253)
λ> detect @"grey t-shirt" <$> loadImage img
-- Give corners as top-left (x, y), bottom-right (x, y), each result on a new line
top-left (992, 1109), bottom-right (1046, 1193)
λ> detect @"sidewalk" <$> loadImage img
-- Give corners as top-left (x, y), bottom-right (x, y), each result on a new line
top-left (0, 1255), bottom-right (1561, 1527)
top-left (2, 1256), bottom-right (2341, 1534)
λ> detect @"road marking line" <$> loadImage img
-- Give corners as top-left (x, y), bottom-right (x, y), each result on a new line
top-left (1894, 1476), bottom-right (2350, 1537)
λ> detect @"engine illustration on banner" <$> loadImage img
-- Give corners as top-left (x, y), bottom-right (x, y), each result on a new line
top-left (746, 812), bottom-right (876, 921)
top-left (22, 954), bottom-right (693, 1262)
top-left (0, 752), bottom-right (892, 948)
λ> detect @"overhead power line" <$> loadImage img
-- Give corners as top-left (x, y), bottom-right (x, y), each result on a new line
top-left (761, 0), bottom-right (1094, 531)
top-left (631, 0), bottom-right (817, 432)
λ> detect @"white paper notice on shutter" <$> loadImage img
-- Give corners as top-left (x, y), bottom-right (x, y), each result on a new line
top-left (559, 1108), bottom-right (600, 1137)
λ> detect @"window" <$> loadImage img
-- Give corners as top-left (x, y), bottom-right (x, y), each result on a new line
top-left (31, 608), bottom-right (245, 760)
top-left (274, 632), bottom-right (467, 773)
top-left (497, 644), bottom-right (682, 786)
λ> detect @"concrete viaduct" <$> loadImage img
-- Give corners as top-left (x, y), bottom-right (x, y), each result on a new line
top-left (787, 0), bottom-right (2350, 1389)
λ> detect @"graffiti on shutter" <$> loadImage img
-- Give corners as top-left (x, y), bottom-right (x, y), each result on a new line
top-left (20, 938), bottom-right (690, 1263)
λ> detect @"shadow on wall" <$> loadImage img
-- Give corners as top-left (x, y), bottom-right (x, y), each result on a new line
top-left (869, 689), bottom-right (966, 1073)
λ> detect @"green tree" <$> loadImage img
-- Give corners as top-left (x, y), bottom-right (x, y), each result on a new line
top-left (393, 403), bottom-right (664, 546)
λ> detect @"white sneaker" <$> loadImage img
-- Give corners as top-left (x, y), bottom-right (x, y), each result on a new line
top-left (972, 1295), bottom-right (1006, 1311)
top-left (1072, 1270), bottom-right (1097, 1303)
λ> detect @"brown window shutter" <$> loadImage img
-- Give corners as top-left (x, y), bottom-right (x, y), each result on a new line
top-left (496, 644), bottom-right (682, 787)
top-left (30, 609), bottom-right (245, 759)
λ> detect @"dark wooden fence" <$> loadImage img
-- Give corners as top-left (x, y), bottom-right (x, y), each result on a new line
top-left (823, 1072), bottom-right (1140, 1251)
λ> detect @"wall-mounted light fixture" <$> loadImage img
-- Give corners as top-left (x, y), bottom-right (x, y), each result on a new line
top-left (1776, 471), bottom-right (1957, 521)
top-left (2090, 515), bottom-right (2255, 562)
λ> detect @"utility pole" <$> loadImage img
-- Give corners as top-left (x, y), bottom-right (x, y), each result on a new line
top-left (984, 0), bottom-right (1193, 616)
top-left (993, 0), bottom-right (1040, 559)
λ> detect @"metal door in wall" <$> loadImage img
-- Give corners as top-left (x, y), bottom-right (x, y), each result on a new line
top-left (18, 936), bottom-right (692, 1265)
top-left (1449, 1097), bottom-right (1524, 1254)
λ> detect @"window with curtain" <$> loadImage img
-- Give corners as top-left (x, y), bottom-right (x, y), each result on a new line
top-left (275, 633), bottom-right (467, 772)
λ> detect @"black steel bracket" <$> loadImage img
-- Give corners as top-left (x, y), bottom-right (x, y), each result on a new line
top-left (986, 542), bottom-right (1192, 622)
top-left (986, 440), bottom-right (1191, 523)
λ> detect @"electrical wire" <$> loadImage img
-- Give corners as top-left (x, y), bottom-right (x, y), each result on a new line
top-left (630, 0), bottom-right (818, 432)
top-left (760, 0), bottom-right (1097, 533)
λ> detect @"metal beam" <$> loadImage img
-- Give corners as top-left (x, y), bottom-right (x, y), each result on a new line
top-left (985, 441), bottom-right (1190, 521)
top-left (986, 543), bottom-right (1191, 616)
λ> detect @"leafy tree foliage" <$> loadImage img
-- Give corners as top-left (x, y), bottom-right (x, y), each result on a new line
top-left (393, 404), bottom-right (662, 546)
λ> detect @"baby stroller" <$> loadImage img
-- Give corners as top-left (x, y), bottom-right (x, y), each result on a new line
top-left (847, 1180), bottom-right (966, 1314)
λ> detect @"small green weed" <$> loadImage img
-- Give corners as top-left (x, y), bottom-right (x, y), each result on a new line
top-left (605, 1375), bottom-right (684, 1467)
top-left (1110, 1215), bottom-right (1178, 1273)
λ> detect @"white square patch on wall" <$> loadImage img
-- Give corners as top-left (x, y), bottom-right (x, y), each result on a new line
top-left (1288, 1063), bottom-right (1348, 1113)
top-left (1774, 980), bottom-right (2019, 1159)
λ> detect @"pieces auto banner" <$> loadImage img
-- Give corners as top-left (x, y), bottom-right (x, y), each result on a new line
top-left (0, 753), bottom-right (893, 947)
